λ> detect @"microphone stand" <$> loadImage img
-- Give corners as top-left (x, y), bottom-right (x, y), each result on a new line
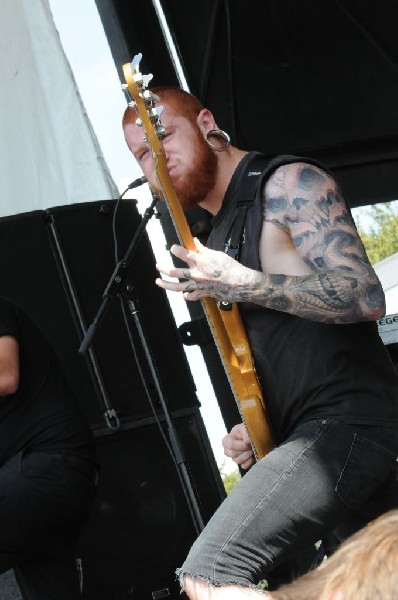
top-left (79, 194), bottom-right (157, 355)
top-left (79, 195), bottom-right (205, 534)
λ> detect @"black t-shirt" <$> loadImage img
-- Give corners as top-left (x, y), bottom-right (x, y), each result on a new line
top-left (0, 296), bottom-right (97, 466)
top-left (209, 153), bottom-right (398, 443)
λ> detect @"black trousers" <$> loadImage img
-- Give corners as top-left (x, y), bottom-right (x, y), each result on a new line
top-left (0, 450), bottom-right (96, 599)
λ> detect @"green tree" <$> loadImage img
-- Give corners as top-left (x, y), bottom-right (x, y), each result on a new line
top-left (219, 462), bottom-right (241, 494)
top-left (354, 201), bottom-right (398, 264)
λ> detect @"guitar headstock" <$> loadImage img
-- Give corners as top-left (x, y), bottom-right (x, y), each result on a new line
top-left (121, 53), bottom-right (194, 248)
top-left (122, 53), bottom-right (165, 145)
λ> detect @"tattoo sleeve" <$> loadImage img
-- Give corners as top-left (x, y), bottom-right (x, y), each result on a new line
top-left (249, 163), bottom-right (386, 324)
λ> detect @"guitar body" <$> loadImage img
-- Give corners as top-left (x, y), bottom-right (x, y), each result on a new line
top-left (122, 55), bottom-right (274, 460)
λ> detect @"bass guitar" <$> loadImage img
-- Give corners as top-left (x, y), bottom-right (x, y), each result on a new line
top-left (122, 53), bottom-right (274, 460)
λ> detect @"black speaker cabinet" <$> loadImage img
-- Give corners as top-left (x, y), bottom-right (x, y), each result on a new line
top-left (0, 200), bottom-right (225, 599)
top-left (77, 412), bottom-right (221, 599)
top-left (0, 200), bottom-right (204, 426)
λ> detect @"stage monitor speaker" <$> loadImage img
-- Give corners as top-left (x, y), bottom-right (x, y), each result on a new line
top-left (0, 199), bottom-right (201, 429)
top-left (0, 200), bottom-right (225, 599)
top-left (77, 412), bottom-right (223, 599)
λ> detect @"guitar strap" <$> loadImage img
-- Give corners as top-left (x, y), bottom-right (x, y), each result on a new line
top-left (223, 153), bottom-right (267, 261)
top-left (222, 151), bottom-right (326, 265)
top-left (220, 153), bottom-right (267, 311)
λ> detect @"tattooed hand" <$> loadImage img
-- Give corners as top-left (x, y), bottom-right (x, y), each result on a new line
top-left (155, 238), bottom-right (265, 303)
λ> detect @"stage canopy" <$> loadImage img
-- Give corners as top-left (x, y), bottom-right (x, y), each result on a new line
top-left (95, 0), bottom-right (398, 208)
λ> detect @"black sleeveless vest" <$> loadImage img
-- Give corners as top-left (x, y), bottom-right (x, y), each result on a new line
top-left (208, 152), bottom-right (398, 443)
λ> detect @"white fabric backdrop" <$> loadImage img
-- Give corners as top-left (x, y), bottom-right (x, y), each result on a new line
top-left (0, 0), bottom-right (118, 218)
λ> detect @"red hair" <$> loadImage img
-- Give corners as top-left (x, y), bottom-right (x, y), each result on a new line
top-left (122, 86), bottom-right (204, 129)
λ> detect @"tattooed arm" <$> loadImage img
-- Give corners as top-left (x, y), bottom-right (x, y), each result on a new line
top-left (155, 162), bottom-right (385, 324)
top-left (255, 162), bottom-right (386, 322)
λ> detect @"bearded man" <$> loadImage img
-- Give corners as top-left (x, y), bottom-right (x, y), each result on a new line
top-left (122, 88), bottom-right (398, 600)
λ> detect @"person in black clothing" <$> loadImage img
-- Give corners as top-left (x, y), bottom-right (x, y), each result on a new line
top-left (122, 88), bottom-right (398, 600)
top-left (0, 295), bottom-right (98, 599)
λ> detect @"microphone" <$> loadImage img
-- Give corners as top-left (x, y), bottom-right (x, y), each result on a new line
top-left (119, 175), bottom-right (147, 200)
top-left (127, 175), bottom-right (147, 189)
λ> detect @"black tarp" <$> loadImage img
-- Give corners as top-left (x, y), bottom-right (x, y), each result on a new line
top-left (95, 0), bottom-right (398, 208)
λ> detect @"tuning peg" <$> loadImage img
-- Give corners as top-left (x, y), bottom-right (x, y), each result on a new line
top-left (142, 90), bottom-right (155, 103)
top-left (147, 107), bottom-right (161, 120)
top-left (121, 84), bottom-right (132, 104)
top-left (142, 90), bottom-right (162, 110)
top-left (155, 123), bottom-right (166, 139)
top-left (131, 53), bottom-right (142, 71)
top-left (142, 73), bottom-right (153, 88)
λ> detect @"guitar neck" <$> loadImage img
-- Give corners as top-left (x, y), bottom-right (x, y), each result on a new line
top-left (157, 162), bottom-right (273, 460)
top-left (155, 159), bottom-right (195, 250)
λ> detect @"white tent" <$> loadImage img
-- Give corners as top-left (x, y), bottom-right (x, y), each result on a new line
top-left (374, 251), bottom-right (398, 316)
top-left (0, 0), bottom-right (118, 219)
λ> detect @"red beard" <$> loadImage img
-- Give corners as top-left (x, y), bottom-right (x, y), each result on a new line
top-left (155, 128), bottom-right (218, 211)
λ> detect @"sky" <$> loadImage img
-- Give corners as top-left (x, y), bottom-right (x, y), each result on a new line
top-left (48, 0), bottom-right (139, 188)
top-left (47, 0), bottom-right (231, 470)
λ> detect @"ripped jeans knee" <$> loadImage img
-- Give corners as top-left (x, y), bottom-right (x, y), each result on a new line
top-left (176, 570), bottom-right (267, 598)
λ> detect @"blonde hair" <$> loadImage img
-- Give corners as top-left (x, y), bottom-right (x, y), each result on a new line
top-left (271, 510), bottom-right (398, 600)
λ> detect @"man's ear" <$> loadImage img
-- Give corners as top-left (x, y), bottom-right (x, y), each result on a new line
top-left (196, 108), bottom-right (217, 136)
